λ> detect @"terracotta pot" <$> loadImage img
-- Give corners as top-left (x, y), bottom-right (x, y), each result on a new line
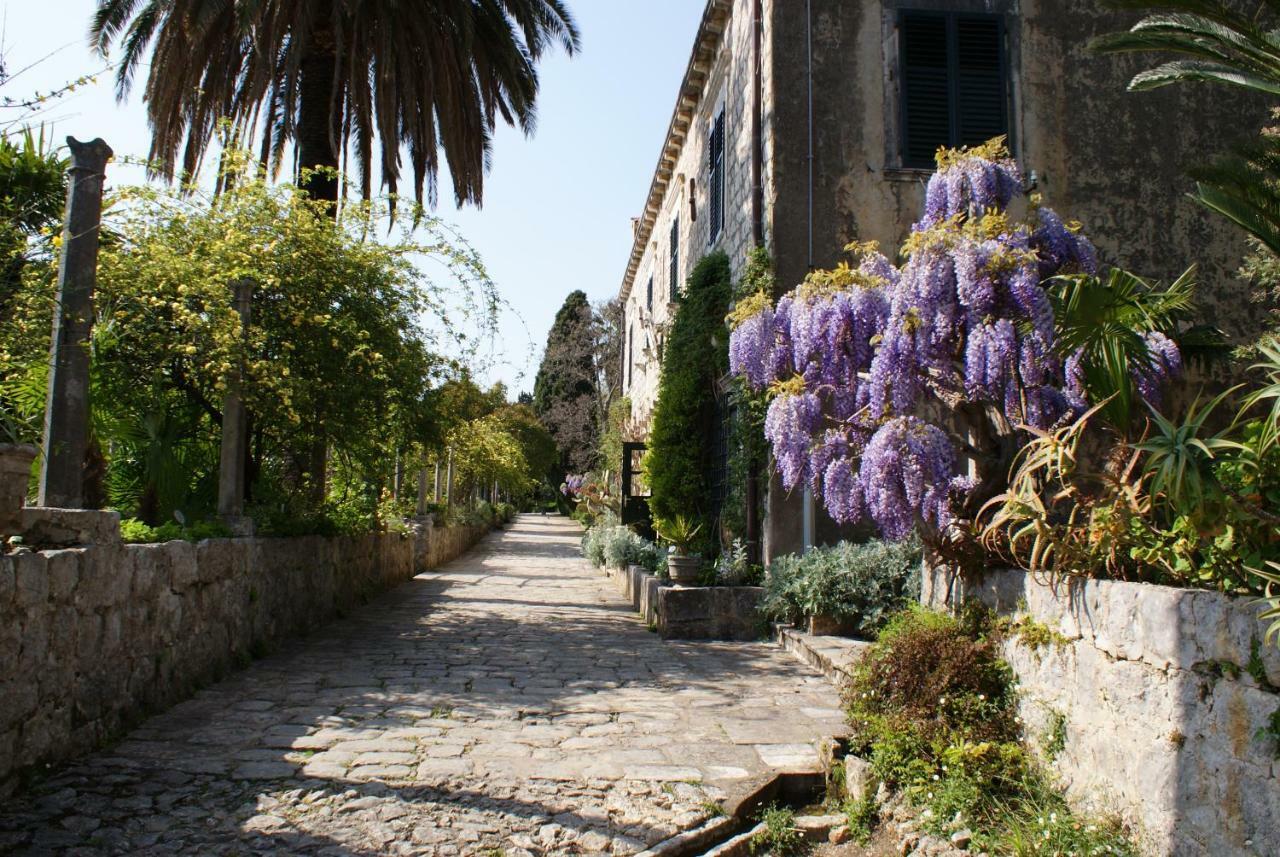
top-left (0, 444), bottom-right (38, 535)
top-left (666, 555), bottom-right (702, 586)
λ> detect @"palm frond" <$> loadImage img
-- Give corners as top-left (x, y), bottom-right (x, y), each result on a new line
top-left (1094, 1), bottom-right (1280, 97)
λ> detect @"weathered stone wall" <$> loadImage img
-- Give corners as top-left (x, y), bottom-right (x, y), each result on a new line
top-left (0, 514), bottom-right (490, 794)
top-left (922, 567), bottom-right (1280, 856)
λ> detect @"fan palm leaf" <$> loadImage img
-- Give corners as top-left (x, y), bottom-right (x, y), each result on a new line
top-left (1094, 1), bottom-right (1280, 97)
top-left (90, 0), bottom-right (580, 209)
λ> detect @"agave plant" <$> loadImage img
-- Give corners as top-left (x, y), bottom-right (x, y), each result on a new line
top-left (1133, 386), bottom-right (1247, 517)
top-left (979, 400), bottom-right (1152, 580)
top-left (1249, 561), bottom-right (1280, 646)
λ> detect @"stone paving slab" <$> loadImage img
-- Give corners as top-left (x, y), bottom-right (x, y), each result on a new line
top-left (0, 515), bottom-right (845, 855)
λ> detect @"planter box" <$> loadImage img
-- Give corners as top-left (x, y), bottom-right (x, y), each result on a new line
top-left (656, 585), bottom-right (765, 641)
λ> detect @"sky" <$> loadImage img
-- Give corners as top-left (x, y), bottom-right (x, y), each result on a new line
top-left (0, 0), bottom-right (707, 396)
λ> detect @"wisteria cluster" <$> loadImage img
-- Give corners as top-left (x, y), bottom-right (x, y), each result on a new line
top-left (728, 141), bottom-right (1157, 542)
top-left (1132, 331), bottom-right (1184, 407)
top-left (561, 474), bottom-right (587, 498)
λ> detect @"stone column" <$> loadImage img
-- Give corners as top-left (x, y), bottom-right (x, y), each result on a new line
top-left (445, 448), bottom-right (455, 506)
top-left (39, 137), bottom-right (112, 509)
top-left (217, 280), bottom-right (252, 524)
top-left (393, 450), bottom-right (403, 501)
top-left (433, 460), bottom-right (442, 503)
top-left (416, 468), bottom-right (429, 516)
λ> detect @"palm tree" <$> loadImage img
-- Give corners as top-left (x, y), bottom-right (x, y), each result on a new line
top-left (1094, 2), bottom-right (1280, 255)
top-left (1093, 1), bottom-right (1280, 97)
top-left (90, 0), bottom-right (580, 208)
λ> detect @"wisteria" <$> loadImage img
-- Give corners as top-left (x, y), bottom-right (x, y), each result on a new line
top-left (727, 139), bottom-right (1179, 542)
top-left (561, 474), bottom-right (587, 498)
top-left (859, 418), bottom-right (958, 540)
top-left (1132, 331), bottom-right (1185, 407)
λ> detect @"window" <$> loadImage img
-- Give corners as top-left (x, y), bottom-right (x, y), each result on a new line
top-left (625, 324), bottom-right (633, 390)
top-left (899, 11), bottom-right (1007, 169)
top-left (690, 178), bottom-right (698, 223)
top-left (708, 108), bottom-right (726, 243)
top-left (669, 220), bottom-right (680, 301)
top-left (646, 276), bottom-right (653, 312)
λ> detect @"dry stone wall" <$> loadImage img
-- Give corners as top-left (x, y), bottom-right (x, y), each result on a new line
top-left (922, 568), bottom-right (1280, 857)
top-left (0, 512), bottom-right (489, 794)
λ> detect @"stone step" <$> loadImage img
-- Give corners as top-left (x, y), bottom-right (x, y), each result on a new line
top-left (774, 624), bottom-right (871, 689)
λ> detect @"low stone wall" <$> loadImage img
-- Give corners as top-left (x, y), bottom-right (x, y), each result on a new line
top-left (0, 510), bottom-right (489, 794)
top-left (922, 567), bottom-right (1280, 857)
top-left (603, 563), bottom-right (764, 641)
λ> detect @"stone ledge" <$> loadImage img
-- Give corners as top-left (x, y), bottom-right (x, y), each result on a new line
top-left (775, 625), bottom-right (870, 689)
top-left (20, 508), bottom-right (122, 547)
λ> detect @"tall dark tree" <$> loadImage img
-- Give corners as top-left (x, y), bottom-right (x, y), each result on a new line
top-left (534, 290), bottom-right (597, 474)
top-left (90, 0), bottom-right (580, 208)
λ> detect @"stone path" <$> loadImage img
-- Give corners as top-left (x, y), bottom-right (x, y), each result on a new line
top-left (0, 515), bottom-right (845, 856)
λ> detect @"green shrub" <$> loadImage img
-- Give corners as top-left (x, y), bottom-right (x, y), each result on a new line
top-left (120, 517), bottom-right (232, 544)
top-left (749, 804), bottom-right (802, 855)
top-left (848, 607), bottom-right (1018, 761)
top-left (715, 538), bottom-right (763, 586)
top-left (580, 513), bottom-right (618, 566)
top-left (845, 607), bottom-right (1136, 854)
top-left (761, 538), bottom-right (922, 637)
top-left (644, 252), bottom-right (731, 547)
top-left (601, 526), bottom-right (660, 571)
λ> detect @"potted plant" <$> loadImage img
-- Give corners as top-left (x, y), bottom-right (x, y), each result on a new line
top-left (0, 404), bottom-right (38, 535)
top-left (655, 515), bottom-right (703, 586)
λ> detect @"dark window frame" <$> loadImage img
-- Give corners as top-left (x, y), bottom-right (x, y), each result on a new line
top-left (896, 8), bottom-right (1011, 170)
top-left (669, 219), bottom-right (680, 302)
top-left (646, 276), bottom-right (654, 312)
top-left (708, 108), bottom-right (726, 245)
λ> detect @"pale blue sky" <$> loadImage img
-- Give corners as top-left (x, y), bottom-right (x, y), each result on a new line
top-left (0, 0), bottom-right (706, 395)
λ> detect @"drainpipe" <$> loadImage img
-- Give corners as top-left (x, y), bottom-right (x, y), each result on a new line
top-left (802, 0), bottom-right (816, 552)
top-left (806, 0), bottom-right (814, 271)
top-left (745, 0), bottom-right (765, 567)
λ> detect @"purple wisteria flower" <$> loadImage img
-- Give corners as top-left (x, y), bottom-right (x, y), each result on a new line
top-left (729, 304), bottom-right (775, 391)
top-left (1133, 331), bottom-right (1184, 407)
top-left (728, 142), bottom-right (1113, 542)
top-left (860, 417), bottom-right (958, 541)
top-left (765, 390), bottom-right (823, 491)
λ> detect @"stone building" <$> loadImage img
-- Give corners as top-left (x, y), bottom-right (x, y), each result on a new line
top-left (618, 0), bottom-right (1265, 558)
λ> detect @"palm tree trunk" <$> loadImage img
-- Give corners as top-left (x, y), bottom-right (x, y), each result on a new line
top-left (296, 16), bottom-right (341, 208)
top-left (296, 14), bottom-right (341, 505)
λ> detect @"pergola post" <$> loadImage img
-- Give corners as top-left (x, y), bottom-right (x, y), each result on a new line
top-left (38, 137), bottom-right (112, 509)
top-left (217, 280), bottom-right (252, 525)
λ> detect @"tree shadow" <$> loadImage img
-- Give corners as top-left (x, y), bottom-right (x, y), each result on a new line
top-left (0, 515), bottom-right (842, 855)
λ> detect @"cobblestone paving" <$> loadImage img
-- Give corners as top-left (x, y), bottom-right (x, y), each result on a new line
top-left (0, 516), bottom-right (845, 856)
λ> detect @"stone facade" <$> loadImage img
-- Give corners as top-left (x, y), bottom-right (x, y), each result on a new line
top-left (618, 0), bottom-right (1266, 557)
top-left (620, 0), bottom-right (773, 427)
top-left (0, 513), bottom-right (490, 794)
top-left (922, 567), bottom-right (1280, 856)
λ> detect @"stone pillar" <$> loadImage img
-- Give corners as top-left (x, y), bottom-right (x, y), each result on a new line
top-left (416, 468), bottom-right (429, 516)
top-left (217, 280), bottom-right (252, 523)
top-left (445, 447), bottom-right (455, 506)
top-left (433, 461), bottom-right (442, 503)
top-left (393, 450), bottom-right (404, 501)
top-left (39, 137), bottom-right (112, 509)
